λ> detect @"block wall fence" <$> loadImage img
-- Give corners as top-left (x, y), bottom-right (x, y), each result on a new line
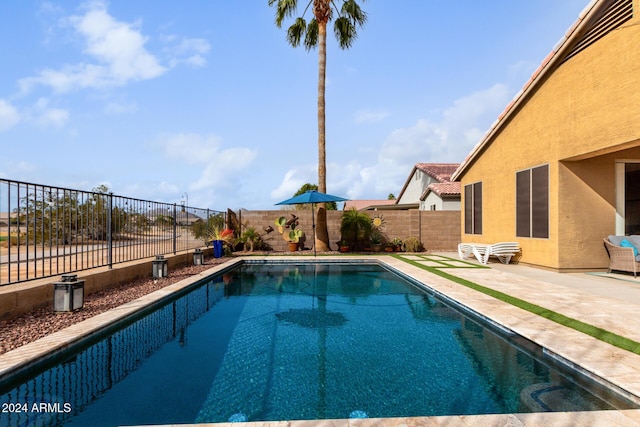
top-left (235, 209), bottom-right (461, 252)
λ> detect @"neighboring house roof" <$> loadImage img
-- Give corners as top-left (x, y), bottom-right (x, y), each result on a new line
top-left (363, 203), bottom-right (418, 211)
top-left (452, 0), bottom-right (630, 181)
top-left (343, 200), bottom-right (396, 211)
top-left (415, 163), bottom-right (459, 182)
top-left (420, 182), bottom-right (461, 201)
top-left (397, 163), bottom-right (460, 202)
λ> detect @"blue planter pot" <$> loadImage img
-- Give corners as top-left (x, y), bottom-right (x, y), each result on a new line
top-left (213, 240), bottom-right (224, 258)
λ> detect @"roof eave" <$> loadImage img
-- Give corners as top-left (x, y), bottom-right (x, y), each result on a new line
top-left (396, 165), bottom-right (419, 202)
top-left (451, 0), bottom-right (601, 182)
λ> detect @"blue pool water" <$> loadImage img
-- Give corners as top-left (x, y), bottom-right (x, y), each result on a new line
top-left (0, 262), bottom-right (635, 425)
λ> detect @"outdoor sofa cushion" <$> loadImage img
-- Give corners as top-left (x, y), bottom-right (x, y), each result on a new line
top-left (628, 235), bottom-right (640, 250)
top-left (608, 235), bottom-right (625, 246)
top-left (604, 237), bottom-right (640, 277)
top-left (607, 235), bottom-right (640, 262)
top-left (621, 239), bottom-right (639, 256)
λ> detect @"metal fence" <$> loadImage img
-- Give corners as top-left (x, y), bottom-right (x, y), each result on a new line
top-left (0, 179), bottom-right (224, 286)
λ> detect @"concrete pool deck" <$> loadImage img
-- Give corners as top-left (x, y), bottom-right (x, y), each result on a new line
top-left (3, 254), bottom-right (640, 426)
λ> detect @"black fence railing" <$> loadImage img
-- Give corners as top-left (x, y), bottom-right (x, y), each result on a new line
top-left (0, 179), bottom-right (224, 286)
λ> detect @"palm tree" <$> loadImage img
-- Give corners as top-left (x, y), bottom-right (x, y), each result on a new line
top-left (269, 0), bottom-right (367, 251)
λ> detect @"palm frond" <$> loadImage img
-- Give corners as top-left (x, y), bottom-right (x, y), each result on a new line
top-left (341, 0), bottom-right (367, 27)
top-left (287, 17), bottom-right (307, 47)
top-left (333, 16), bottom-right (356, 49)
top-left (270, 0), bottom-right (300, 28)
top-left (304, 19), bottom-right (319, 51)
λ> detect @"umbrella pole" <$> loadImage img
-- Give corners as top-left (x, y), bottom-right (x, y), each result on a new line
top-left (312, 202), bottom-right (316, 257)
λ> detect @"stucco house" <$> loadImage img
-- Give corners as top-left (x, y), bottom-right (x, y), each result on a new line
top-left (397, 163), bottom-right (461, 211)
top-left (452, 0), bottom-right (639, 271)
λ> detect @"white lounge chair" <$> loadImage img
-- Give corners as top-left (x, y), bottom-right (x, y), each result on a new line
top-left (458, 243), bottom-right (489, 264)
top-left (458, 242), bottom-right (520, 265)
top-left (484, 242), bottom-right (520, 264)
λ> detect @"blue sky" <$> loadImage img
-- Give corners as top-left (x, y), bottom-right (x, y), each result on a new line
top-left (0, 0), bottom-right (588, 211)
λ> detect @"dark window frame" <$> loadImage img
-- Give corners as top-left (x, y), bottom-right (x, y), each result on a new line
top-left (516, 164), bottom-right (549, 238)
top-left (464, 181), bottom-right (482, 235)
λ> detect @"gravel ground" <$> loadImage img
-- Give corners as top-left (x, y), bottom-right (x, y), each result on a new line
top-left (0, 256), bottom-right (231, 355)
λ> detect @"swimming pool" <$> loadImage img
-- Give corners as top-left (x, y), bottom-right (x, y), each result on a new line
top-left (0, 261), bottom-right (636, 425)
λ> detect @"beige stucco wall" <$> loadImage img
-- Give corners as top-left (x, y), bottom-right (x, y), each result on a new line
top-left (398, 170), bottom-right (435, 205)
top-left (460, 4), bottom-right (640, 270)
top-left (560, 146), bottom-right (640, 268)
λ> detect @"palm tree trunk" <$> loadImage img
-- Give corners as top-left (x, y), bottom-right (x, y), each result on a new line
top-left (315, 18), bottom-right (330, 252)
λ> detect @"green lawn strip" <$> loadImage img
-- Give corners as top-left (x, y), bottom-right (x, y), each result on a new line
top-left (394, 255), bottom-right (640, 355)
top-left (410, 254), bottom-right (488, 269)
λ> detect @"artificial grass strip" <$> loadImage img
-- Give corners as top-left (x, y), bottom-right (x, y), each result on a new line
top-left (394, 254), bottom-right (640, 355)
top-left (402, 254), bottom-right (489, 269)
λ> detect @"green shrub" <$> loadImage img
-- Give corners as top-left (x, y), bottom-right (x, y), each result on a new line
top-left (403, 236), bottom-right (424, 252)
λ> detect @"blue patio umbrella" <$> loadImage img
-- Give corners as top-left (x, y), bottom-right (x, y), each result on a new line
top-left (276, 190), bottom-right (348, 256)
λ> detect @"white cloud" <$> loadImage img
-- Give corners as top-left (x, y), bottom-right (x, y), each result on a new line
top-left (29, 97), bottom-right (70, 128)
top-left (37, 108), bottom-right (69, 128)
top-left (163, 36), bottom-right (210, 68)
top-left (354, 109), bottom-right (390, 124)
top-left (326, 84), bottom-right (512, 200)
top-left (158, 133), bottom-right (222, 164)
top-left (156, 132), bottom-right (258, 191)
top-left (270, 167), bottom-right (316, 201)
top-left (19, 1), bottom-right (166, 94)
top-left (0, 100), bottom-right (20, 131)
top-left (104, 100), bottom-right (137, 114)
top-left (69, 2), bottom-right (166, 80)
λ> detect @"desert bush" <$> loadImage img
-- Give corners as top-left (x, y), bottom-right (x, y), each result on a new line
top-left (403, 236), bottom-right (424, 252)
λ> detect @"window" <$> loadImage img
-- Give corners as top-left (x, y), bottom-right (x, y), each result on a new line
top-left (516, 165), bottom-right (549, 238)
top-left (464, 182), bottom-right (482, 234)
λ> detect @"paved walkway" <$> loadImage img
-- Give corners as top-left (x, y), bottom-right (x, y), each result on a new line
top-left (485, 258), bottom-right (640, 304)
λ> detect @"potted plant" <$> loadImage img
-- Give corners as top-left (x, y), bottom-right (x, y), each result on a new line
top-left (275, 215), bottom-right (305, 252)
top-left (286, 228), bottom-right (304, 251)
top-left (340, 208), bottom-right (372, 251)
top-left (240, 227), bottom-right (260, 252)
top-left (207, 226), bottom-right (234, 258)
top-left (370, 231), bottom-right (383, 252)
top-left (339, 239), bottom-right (350, 253)
top-left (391, 237), bottom-right (404, 252)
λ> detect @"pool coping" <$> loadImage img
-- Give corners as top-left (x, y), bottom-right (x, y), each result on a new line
top-left (2, 255), bottom-right (640, 426)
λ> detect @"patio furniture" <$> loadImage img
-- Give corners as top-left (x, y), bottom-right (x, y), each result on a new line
top-left (458, 243), bottom-right (489, 264)
top-left (484, 242), bottom-right (521, 264)
top-left (458, 242), bottom-right (520, 265)
top-left (603, 235), bottom-right (640, 277)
